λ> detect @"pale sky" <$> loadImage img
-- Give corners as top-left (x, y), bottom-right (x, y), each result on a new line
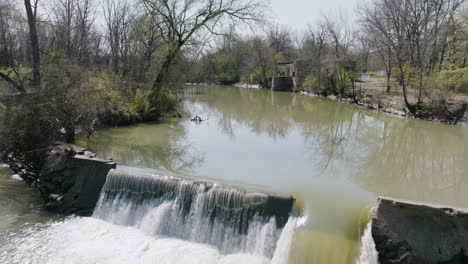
top-left (270, 0), bottom-right (361, 31)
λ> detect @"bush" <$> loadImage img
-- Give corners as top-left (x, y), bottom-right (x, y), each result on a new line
top-left (303, 74), bottom-right (318, 92)
top-left (438, 68), bottom-right (468, 93)
top-left (0, 52), bottom-right (106, 179)
top-left (423, 74), bottom-right (452, 106)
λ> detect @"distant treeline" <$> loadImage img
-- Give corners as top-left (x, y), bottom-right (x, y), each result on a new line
top-left (188, 0), bottom-right (468, 117)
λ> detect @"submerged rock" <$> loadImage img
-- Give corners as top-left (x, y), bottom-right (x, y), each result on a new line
top-left (39, 143), bottom-right (116, 215)
top-left (372, 197), bottom-right (468, 264)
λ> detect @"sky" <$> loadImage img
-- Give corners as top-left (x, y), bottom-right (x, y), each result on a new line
top-left (269, 0), bottom-right (361, 31)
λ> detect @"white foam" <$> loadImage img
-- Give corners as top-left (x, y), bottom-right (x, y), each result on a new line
top-left (92, 172), bottom-right (285, 258)
top-left (356, 221), bottom-right (379, 264)
top-left (10, 174), bottom-right (23, 181)
top-left (271, 216), bottom-right (306, 264)
top-left (0, 217), bottom-right (272, 264)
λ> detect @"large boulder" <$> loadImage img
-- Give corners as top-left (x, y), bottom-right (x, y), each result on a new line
top-left (39, 143), bottom-right (116, 215)
top-left (372, 197), bottom-right (468, 264)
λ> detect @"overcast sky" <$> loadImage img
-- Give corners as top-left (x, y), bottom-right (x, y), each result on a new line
top-left (270, 0), bottom-right (361, 31)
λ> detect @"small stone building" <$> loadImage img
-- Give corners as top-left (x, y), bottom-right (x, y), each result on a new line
top-left (272, 60), bottom-right (313, 91)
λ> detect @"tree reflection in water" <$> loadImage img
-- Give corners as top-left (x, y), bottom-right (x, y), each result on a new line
top-left (79, 121), bottom-right (204, 176)
top-left (80, 85), bottom-right (468, 264)
top-left (180, 85), bottom-right (468, 207)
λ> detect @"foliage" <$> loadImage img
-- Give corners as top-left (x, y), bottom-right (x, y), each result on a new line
top-left (423, 75), bottom-right (452, 106)
top-left (303, 74), bottom-right (318, 92)
top-left (438, 68), bottom-right (468, 93)
top-left (0, 52), bottom-right (101, 177)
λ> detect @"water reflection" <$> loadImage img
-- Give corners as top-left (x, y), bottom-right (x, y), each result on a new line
top-left (0, 167), bottom-right (57, 236)
top-left (182, 86), bottom-right (295, 140)
top-left (81, 85), bottom-right (468, 264)
top-left (180, 86), bottom-right (468, 209)
top-left (356, 118), bottom-right (468, 207)
top-left (79, 121), bottom-right (204, 176)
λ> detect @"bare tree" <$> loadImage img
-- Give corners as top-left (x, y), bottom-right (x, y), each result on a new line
top-left (103, 0), bottom-right (135, 76)
top-left (322, 11), bottom-right (356, 98)
top-left (300, 23), bottom-right (327, 92)
top-left (0, 0), bottom-right (28, 93)
top-left (25, 0), bottom-right (40, 87)
top-left (361, 0), bottom-right (465, 113)
top-left (140, 0), bottom-right (266, 110)
top-left (267, 24), bottom-right (293, 56)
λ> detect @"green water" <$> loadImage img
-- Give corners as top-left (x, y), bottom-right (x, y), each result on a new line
top-left (76, 87), bottom-right (468, 263)
top-left (76, 85), bottom-right (468, 263)
top-left (0, 168), bottom-right (57, 233)
top-left (0, 85), bottom-right (462, 263)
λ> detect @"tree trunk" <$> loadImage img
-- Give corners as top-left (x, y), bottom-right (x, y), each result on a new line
top-left (386, 46), bottom-right (392, 94)
top-left (398, 62), bottom-right (415, 114)
top-left (24, 0), bottom-right (40, 87)
top-left (149, 44), bottom-right (180, 115)
top-left (151, 49), bottom-right (178, 93)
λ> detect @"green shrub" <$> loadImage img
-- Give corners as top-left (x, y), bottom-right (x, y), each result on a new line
top-left (438, 68), bottom-right (468, 93)
top-left (303, 74), bottom-right (318, 92)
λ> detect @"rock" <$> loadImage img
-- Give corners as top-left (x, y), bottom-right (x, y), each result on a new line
top-left (190, 115), bottom-right (204, 124)
top-left (372, 197), bottom-right (468, 264)
top-left (39, 143), bottom-right (116, 215)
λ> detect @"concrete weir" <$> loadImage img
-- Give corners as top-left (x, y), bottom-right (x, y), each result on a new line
top-left (99, 170), bottom-right (295, 229)
top-left (372, 197), bottom-right (468, 264)
top-left (39, 143), bottom-right (295, 228)
top-left (92, 170), bottom-right (295, 257)
top-left (39, 143), bottom-right (116, 215)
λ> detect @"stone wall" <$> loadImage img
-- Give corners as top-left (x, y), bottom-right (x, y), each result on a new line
top-left (39, 143), bottom-right (116, 215)
top-left (272, 77), bottom-right (294, 91)
top-left (372, 197), bottom-right (468, 264)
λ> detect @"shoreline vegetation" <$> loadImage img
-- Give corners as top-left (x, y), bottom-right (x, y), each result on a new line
top-left (0, 0), bottom-right (266, 186)
top-left (187, 82), bottom-right (468, 126)
top-left (0, 0), bottom-right (468, 211)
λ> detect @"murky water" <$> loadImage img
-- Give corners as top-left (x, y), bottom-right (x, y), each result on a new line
top-left (1, 85), bottom-right (467, 263)
top-left (81, 86), bottom-right (468, 263)
top-left (0, 167), bottom-right (57, 233)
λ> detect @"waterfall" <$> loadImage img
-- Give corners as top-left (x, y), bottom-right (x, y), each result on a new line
top-left (92, 170), bottom-right (295, 259)
top-left (357, 221), bottom-right (379, 264)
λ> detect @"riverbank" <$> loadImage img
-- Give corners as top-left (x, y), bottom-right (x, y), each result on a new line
top-left (299, 85), bottom-right (468, 126)
top-left (187, 82), bottom-right (468, 126)
top-left (2, 85), bottom-right (468, 263)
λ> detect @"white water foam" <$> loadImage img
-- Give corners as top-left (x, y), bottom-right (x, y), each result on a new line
top-left (92, 171), bottom-right (294, 258)
top-left (10, 174), bottom-right (23, 181)
top-left (272, 216), bottom-right (306, 264)
top-left (0, 217), bottom-right (269, 264)
top-left (93, 190), bottom-right (285, 258)
top-left (0, 216), bottom-right (300, 264)
top-left (0, 169), bottom-right (302, 264)
top-left (356, 221), bottom-right (379, 264)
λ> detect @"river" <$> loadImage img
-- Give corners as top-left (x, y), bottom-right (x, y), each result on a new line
top-left (1, 85), bottom-right (467, 263)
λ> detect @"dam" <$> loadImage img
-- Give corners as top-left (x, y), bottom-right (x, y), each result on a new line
top-left (0, 168), bottom-right (301, 264)
top-left (0, 85), bottom-right (467, 263)
top-left (93, 170), bottom-right (295, 258)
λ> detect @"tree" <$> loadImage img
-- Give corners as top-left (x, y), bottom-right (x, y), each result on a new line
top-left (140, 0), bottom-right (266, 112)
top-left (24, 0), bottom-right (40, 87)
top-left (300, 24), bottom-right (327, 92)
top-left (103, 0), bottom-right (135, 76)
top-left (361, 0), bottom-right (465, 113)
top-left (322, 12), bottom-right (356, 98)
